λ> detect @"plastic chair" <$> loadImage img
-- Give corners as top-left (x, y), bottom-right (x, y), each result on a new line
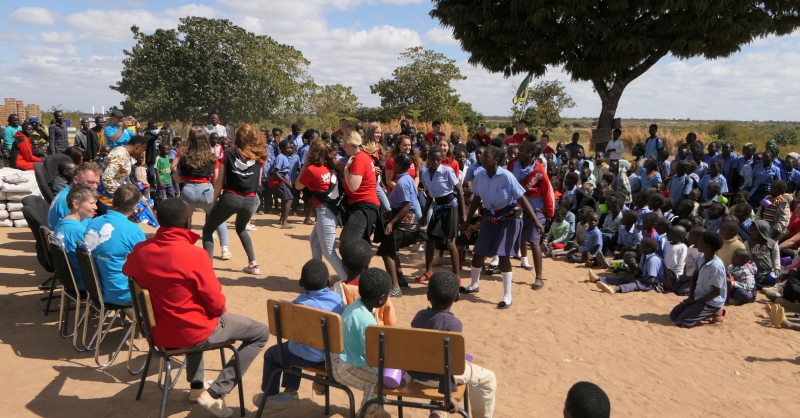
top-left (362, 325), bottom-right (470, 418)
top-left (255, 299), bottom-right (355, 418)
top-left (128, 278), bottom-right (246, 418)
top-left (48, 234), bottom-right (87, 351)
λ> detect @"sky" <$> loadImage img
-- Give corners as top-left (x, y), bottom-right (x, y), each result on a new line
top-left (1, 0), bottom-right (799, 122)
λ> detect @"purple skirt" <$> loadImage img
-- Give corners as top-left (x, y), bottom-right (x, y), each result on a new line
top-left (473, 216), bottom-right (523, 257)
top-left (521, 211), bottom-right (546, 243)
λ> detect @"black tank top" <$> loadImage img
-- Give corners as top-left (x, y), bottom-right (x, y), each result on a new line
top-left (223, 148), bottom-right (260, 194)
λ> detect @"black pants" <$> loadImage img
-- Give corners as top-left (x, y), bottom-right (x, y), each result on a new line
top-left (784, 277), bottom-right (800, 303)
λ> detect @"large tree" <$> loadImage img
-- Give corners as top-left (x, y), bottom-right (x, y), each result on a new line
top-left (431, 1), bottom-right (800, 128)
top-left (112, 17), bottom-right (311, 132)
top-left (306, 84), bottom-right (361, 132)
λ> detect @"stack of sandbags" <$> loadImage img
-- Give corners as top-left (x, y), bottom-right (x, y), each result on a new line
top-left (0, 167), bottom-right (42, 228)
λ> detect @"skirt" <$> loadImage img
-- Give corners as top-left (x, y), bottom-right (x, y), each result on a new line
top-left (473, 208), bottom-right (523, 258)
top-left (376, 225), bottom-right (428, 257)
top-left (427, 203), bottom-right (459, 240)
top-left (521, 211), bottom-right (546, 244)
top-left (275, 182), bottom-right (293, 201)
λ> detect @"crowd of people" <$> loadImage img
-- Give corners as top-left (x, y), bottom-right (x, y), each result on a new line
top-left (12, 108), bottom-right (800, 418)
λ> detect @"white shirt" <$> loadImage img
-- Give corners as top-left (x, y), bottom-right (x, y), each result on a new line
top-left (205, 124), bottom-right (228, 139)
top-left (605, 139), bottom-right (625, 160)
top-left (663, 241), bottom-right (688, 276)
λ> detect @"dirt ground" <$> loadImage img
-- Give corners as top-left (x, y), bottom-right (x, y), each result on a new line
top-left (2, 210), bottom-right (800, 418)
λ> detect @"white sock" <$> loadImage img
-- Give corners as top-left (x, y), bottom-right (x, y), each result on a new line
top-left (501, 272), bottom-right (513, 304)
top-left (222, 245), bottom-right (229, 252)
top-left (491, 255), bottom-right (499, 265)
top-left (469, 267), bottom-right (481, 290)
top-left (521, 257), bottom-right (531, 267)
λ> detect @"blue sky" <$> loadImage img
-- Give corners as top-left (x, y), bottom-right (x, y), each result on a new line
top-left (2, 0), bottom-right (799, 122)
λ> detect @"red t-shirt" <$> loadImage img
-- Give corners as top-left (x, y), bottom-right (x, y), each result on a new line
top-left (472, 134), bottom-right (492, 146)
top-left (425, 131), bottom-right (441, 145)
top-left (542, 146), bottom-right (555, 155)
top-left (505, 133), bottom-right (529, 146)
top-left (334, 129), bottom-right (346, 136)
top-left (443, 157), bottom-right (461, 177)
top-left (298, 164), bottom-right (333, 207)
top-left (787, 214), bottom-right (800, 249)
top-left (384, 157), bottom-right (416, 193)
top-left (345, 151), bottom-right (380, 205)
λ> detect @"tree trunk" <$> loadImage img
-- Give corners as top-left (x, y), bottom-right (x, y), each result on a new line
top-left (594, 81), bottom-right (624, 129)
top-left (180, 121), bottom-right (190, 139)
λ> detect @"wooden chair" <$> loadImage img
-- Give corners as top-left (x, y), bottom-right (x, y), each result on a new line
top-left (75, 240), bottom-right (136, 370)
top-left (363, 325), bottom-right (470, 418)
top-left (129, 278), bottom-right (246, 418)
top-left (255, 299), bottom-right (355, 418)
top-left (48, 233), bottom-right (87, 351)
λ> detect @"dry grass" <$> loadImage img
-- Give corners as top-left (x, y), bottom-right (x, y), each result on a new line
top-left (618, 126), bottom-right (710, 154)
top-left (380, 118), bottom-right (470, 144)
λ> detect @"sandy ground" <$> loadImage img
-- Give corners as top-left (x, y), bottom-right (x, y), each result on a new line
top-left (2, 210), bottom-right (800, 418)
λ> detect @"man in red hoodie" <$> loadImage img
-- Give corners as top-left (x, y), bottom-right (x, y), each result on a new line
top-left (123, 198), bottom-right (269, 417)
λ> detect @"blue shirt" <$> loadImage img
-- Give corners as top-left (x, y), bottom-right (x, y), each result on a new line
top-left (667, 175), bottom-right (692, 203)
top-left (472, 168), bottom-right (525, 213)
top-left (642, 171), bottom-right (662, 189)
top-left (464, 163), bottom-right (484, 182)
top-left (390, 173), bottom-right (417, 210)
top-left (565, 211), bottom-right (576, 235)
top-left (84, 211), bottom-right (146, 305)
top-left (701, 153), bottom-right (717, 165)
top-left (54, 218), bottom-right (89, 290)
top-left (639, 252), bottom-right (666, 284)
top-left (617, 224), bottom-right (642, 247)
top-left (698, 174), bottom-right (728, 202)
top-left (421, 164), bottom-right (458, 199)
top-left (48, 185), bottom-right (71, 230)
top-left (706, 217), bottom-right (723, 234)
top-left (103, 125), bottom-right (134, 149)
top-left (583, 226), bottom-right (603, 255)
top-left (751, 163), bottom-right (782, 193)
top-left (658, 160), bottom-right (671, 178)
top-left (563, 185), bottom-right (578, 210)
top-left (288, 288), bottom-right (344, 362)
top-left (285, 134), bottom-right (303, 150)
top-left (4, 125), bottom-right (21, 149)
top-left (644, 136), bottom-right (663, 160)
top-left (338, 299), bottom-right (377, 367)
top-left (694, 254), bottom-right (727, 308)
top-left (512, 160), bottom-right (546, 212)
top-left (781, 168), bottom-right (800, 186)
top-left (298, 144), bottom-right (310, 164)
top-left (274, 153), bottom-right (300, 182)
top-left (693, 161), bottom-right (709, 179)
top-left (713, 153), bottom-right (740, 178)
top-left (738, 219), bottom-right (752, 241)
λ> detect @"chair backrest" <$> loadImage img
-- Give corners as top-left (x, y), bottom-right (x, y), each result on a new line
top-left (21, 195), bottom-right (54, 272)
top-left (365, 325), bottom-right (465, 375)
top-left (75, 240), bottom-right (103, 305)
top-left (40, 226), bottom-right (54, 269)
top-left (48, 234), bottom-right (81, 297)
top-left (33, 162), bottom-right (55, 204)
top-left (129, 277), bottom-right (159, 351)
top-left (267, 299), bottom-right (344, 354)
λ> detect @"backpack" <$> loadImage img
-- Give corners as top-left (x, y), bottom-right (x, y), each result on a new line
top-left (311, 167), bottom-right (349, 225)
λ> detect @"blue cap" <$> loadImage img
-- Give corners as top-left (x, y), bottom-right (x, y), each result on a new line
top-left (28, 116), bottom-right (40, 122)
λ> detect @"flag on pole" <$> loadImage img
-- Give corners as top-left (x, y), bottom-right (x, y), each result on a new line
top-left (513, 73), bottom-right (532, 104)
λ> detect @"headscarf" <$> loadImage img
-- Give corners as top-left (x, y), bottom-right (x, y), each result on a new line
top-left (766, 140), bottom-right (780, 158)
top-left (751, 219), bottom-right (773, 245)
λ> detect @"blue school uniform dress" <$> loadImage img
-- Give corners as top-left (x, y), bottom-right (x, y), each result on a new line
top-left (642, 171), bottom-right (662, 189)
top-left (421, 164), bottom-right (460, 240)
top-left (377, 173), bottom-right (426, 257)
top-left (658, 160), bottom-right (672, 178)
top-left (694, 254), bottom-right (728, 308)
top-left (464, 163), bottom-right (485, 182)
top-left (749, 162), bottom-right (782, 206)
top-left (84, 211), bottom-right (146, 305)
top-left (617, 224), bottom-right (642, 247)
top-left (693, 161), bottom-right (708, 179)
top-left (53, 218), bottom-right (89, 290)
top-left (713, 153), bottom-right (740, 179)
top-left (602, 252), bottom-right (665, 293)
top-left (583, 226), bottom-right (603, 256)
top-left (698, 174), bottom-right (728, 202)
top-left (644, 136), bottom-right (663, 160)
top-left (471, 167), bottom-right (526, 257)
top-left (781, 168), bottom-right (800, 191)
top-left (273, 153), bottom-right (298, 200)
top-left (667, 174), bottom-right (692, 203)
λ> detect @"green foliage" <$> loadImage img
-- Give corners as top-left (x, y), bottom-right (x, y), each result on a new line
top-left (773, 127), bottom-right (799, 146)
top-left (709, 122), bottom-right (747, 142)
top-left (511, 80), bottom-right (575, 132)
top-left (370, 46), bottom-right (468, 123)
top-left (112, 17), bottom-right (311, 127)
top-left (430, 1), bottom-right (800, 128)
top-left (458, 102), bottom-right (485, 136)
top-left (305, 84), bottom-right (361, 132)
top-left (352, 107), bottom-right (392, 124)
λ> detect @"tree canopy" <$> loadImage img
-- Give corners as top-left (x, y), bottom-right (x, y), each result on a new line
top-left (112, 17), bottom-right (311, 128)
top-left (511, 80), bottom-right (575, 132)
top-left (304, 84), bottom-right (361, 132)
top-left (430, 1), bottom-right (800, 129)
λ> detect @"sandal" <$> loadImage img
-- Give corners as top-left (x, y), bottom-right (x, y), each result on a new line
top-left (710, 308), bottom-right (728, 324)
top-left (415, 272), bottom-right (433, 283)
top-left (531, 277), bottom-right (545, 290)
top-left (303, 218), bottom-right (315, 225)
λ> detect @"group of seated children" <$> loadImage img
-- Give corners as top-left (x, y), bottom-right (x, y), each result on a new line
top-left (255, 239), bottom-right (497, 418)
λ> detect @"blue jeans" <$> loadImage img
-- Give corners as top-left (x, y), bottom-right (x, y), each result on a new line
top-left (310, 205), bottom-right (347, 279)
top-left (202, 192), bottom-right (259, 262)
top-left (376, 185), bottom-right (390, 213)
top-left (261, 342), bottom-right (323, 395)
top-left (180, 182), bottom-right (229, 246)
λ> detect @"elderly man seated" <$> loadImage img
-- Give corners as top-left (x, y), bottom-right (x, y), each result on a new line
top-left (123, 198), bottom-right (269, 417)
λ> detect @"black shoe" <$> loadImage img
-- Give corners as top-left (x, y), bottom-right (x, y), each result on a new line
top-left (496, 301), bottom-right (512, 309)
top-left (459, 286), bottom-right (479, 294)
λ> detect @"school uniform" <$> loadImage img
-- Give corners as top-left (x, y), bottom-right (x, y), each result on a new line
top-left (670, 254), bottom-right (727, 328)
top-left (642, 170), bottom-right (662, 189)
top-left (377, 173), bottom-right (427, 257)
top-left (272, 153), bottom-right (299, 201)
top-left (511, 159), bottom-right (555, 245)
top-left (698, 174), bottom-right (728, 202)
top-left (421, 164), bottom-right (460, 241)
top-left (667, 174), bottom-right (692, 204)
top-left (713, 153), bottom-right (740, 180)
top-left (693, 161), bottom-right (709, 179)
top-left (471, 167), bottom-right (526, 257)
top-left (601, 252), bottom-right (665, 293)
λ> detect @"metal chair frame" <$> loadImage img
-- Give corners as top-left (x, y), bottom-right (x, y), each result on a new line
top-left (48, 234), bottom-right (87, 351)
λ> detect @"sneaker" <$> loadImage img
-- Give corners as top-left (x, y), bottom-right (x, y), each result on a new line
top-left (252, 391), bottom-right (299, 410)
top-left (189, 380), bottom-right (214, 401)
top-left (363, 404), bottom-right (391, 418)
top-left (246, 223), bottom-right (257, 231)
top-left (197, 390), bottom-right (233, 418)
top-left (256, 210), bottom-right (265, 215)
top-left (389, 286), bottom-right (403, 298)
top-left (244, 264), bottom-right (261, 275)
top-left (220, 249), bottom-right (232, 260)
top-left (312, 382), bottom-right (326, 396)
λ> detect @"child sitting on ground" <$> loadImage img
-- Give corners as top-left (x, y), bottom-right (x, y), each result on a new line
top-left (566, 206), bottom-right (592, 254)
top-left (615, 210), bottom-right (643, 273)
top-left (543, 207), bottom-right (571, 257)
top-left (662, 225), bottom-right (687, 292)
top-left (332, 239), bottom-right (396, 326)
top-left (717, 221), bottom-right (746, 266)
top-left (410, 271), bottom-right (497, 418)
top-left (640, 212), bottom-right (663, 253)
top-left (670, 230), bottom-right (729, 328)
top-left (575, 212), bottom-right (608, 268)
top-left (745, 220), bottom-right (781, 290)
top-left (332, 267), bottom-right (392, 418)
top-left (254, 259), bottom-right (344, 409)
top-left (756, 180), bottom-right (792, 240)
top-left (654, 218), bottom-right (671, 257)
top-left (675, 227), bottom-right (706, 296)
top-left (593, 237), bottom-right (665, 294)
top-left (704, 202), bottom-right (725, 233)
top-left (726, 249), bottom-right (757, 306)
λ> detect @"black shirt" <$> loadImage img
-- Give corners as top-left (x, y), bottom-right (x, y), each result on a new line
top-left (409, 308), bottom-right (462, 393)
top-left (144, 132), bottom-right (159, 166)
top-left (222, 147), bottom-right (260, 194)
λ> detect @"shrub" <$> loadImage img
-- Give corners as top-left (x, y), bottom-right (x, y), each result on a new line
top-left (773, 127), bottom-right (799, 146)
top-left (709, 122), bottom-right (746, 142)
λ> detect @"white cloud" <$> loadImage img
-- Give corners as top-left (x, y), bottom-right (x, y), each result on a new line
top-left (425, 27), bottom-right (459, 46)
top-left (9, 7), bottom-right (56, 26)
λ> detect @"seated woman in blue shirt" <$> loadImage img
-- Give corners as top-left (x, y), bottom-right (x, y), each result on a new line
top-left (53, 183), bottom-right (98, 291)
top-left (459, 145), bottom-right (537, 310)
